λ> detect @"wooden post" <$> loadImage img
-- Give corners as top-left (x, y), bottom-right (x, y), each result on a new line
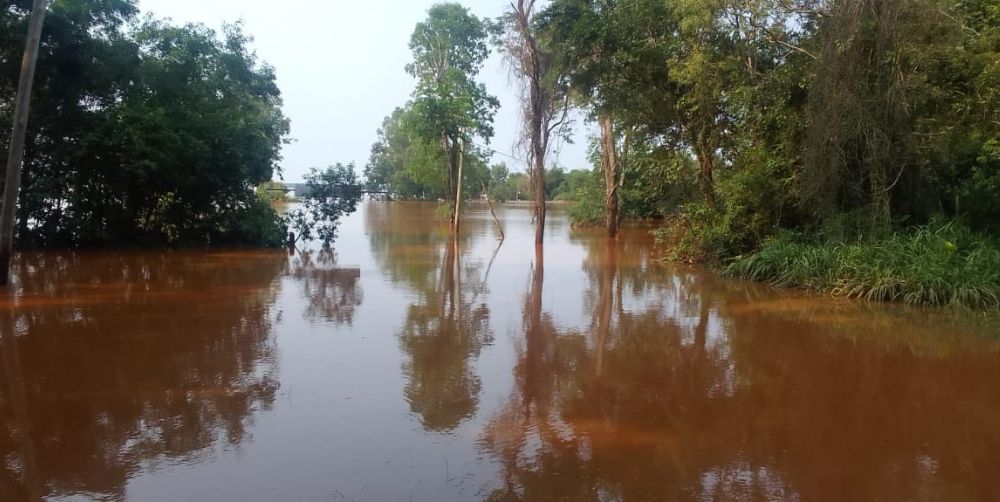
top-left (0, 0), bottom-right (48, 286)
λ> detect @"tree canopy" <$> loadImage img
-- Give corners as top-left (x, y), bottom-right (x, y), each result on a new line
top-left (0, 0), bottom-right (290, 247)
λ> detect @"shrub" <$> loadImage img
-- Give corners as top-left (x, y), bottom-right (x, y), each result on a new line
top-left (726, 221), bottom-right (1000, 310)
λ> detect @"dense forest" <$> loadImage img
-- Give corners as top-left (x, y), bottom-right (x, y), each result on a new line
top-left (367, 0), bottom-right (999, 309)
top-left (3, 0), bottom-right (999, 307)
top-left (1, 0), bottom-right (294, 247)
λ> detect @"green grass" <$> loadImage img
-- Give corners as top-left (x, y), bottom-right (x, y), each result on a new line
top-left (726, 222), bottom-right (1000, 310)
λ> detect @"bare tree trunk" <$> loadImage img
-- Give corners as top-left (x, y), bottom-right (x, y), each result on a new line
top-left (532, 158), bottom-right (546, 245)
top-left (0, 0), bottom-right (48, 286)
top-left (527, 36), bottom-right (547, 245)
top-left (510, 0), bottom-right (554, 246)
top-left (442, 134), bottom-right (458, 221)
top-left (453, 137), bottom-right (465, 234)
top-left (600, 115), bottom-right (619, 238)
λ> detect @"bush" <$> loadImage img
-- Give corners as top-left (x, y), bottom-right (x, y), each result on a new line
top-left (568, 169), bottom-right (605, 225)
top-left (726, 221), bottom-right (1000, 310)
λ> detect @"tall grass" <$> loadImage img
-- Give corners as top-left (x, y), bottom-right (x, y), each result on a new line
top-left (726, 222), bottom-right (1000, 310)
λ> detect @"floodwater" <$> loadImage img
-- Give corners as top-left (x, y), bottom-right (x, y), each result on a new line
top-left (1, 202), bottom-right (999, 501)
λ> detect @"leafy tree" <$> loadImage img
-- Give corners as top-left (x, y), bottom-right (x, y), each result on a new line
top-left (0, 2), bottom-right (291, 248)
top-left (407, 3), bottom-right (499, 228)
top-left (541, 0), bottom-right (676, 236)
top-left (286, 164), bottom-right (363, 248)
top-left (364, 102), bottom-right (493, 205)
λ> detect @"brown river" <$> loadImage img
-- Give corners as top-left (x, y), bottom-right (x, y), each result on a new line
top-left (1, 202), bottom-right (999, 501)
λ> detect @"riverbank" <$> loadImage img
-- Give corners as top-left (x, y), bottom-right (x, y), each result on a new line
top-left (724, 222), bottom-right (1000, 311)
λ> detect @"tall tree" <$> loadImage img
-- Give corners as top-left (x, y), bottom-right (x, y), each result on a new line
top-left (0, 0), bottom-right (47, 285)
top-left (499, 0), bottom-right (570, 245)
top-left (542, 0), bottom-right (676, 237)
top-left (407, 3), bottom-right (498, 232)
top-left (1, 8), bottom-right (291, 249)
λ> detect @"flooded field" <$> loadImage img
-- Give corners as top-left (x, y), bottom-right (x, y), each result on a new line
top-left (1, 202), bottom-right (998, 501)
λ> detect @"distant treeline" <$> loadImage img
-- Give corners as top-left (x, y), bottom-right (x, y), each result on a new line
top-left (367, 0), bottom-right (999, 248)
top-left (362, 0), bottom-right (999, 308)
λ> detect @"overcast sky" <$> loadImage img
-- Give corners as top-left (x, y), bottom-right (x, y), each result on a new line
top-left (138, 0), bottom-right (591, 183)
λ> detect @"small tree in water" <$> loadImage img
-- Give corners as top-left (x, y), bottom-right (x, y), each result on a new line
top-left (286, 163), bottom-right (363, 248)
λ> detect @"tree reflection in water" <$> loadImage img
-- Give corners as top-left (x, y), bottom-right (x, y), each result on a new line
top-left (290, 249), bottom-right (362, 326)
top-left (365, 202), bottom-right (495, 432)
top-left (481, 233), bottom-right (797, 501)
top-left (0, 251), bottom-right (285, 500)
top-left (481, 226), bottom-right (1000, 501)
top-left (400, 237), bottom-right (493, 431)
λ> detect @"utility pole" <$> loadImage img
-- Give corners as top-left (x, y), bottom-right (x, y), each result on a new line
top-left (0, 0), bottom-right (48, 286)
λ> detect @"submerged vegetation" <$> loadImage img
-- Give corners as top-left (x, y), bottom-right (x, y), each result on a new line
top-left (4, 0), bottom-right (999, 307)
top-left (727, 223), bottom-right (1000, 310)
top-left (0, 1), bottom-right (365, 249)
top-left (528, 0), bottom-right (1000, 309)
top-left (1, 1), bottom-right (291, 247)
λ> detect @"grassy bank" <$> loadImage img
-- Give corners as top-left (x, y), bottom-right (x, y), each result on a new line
top-left (725, 223), bottom-right (1000, 310)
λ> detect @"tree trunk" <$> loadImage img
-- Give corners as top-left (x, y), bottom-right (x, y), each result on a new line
top-left (600, 115), bottom-right (619, 238)
top-left (530, 65), bottom-right (546, 245)
top-left (694, 139), bottom-right (716, 208)
top-left (533, 163), bottom-right (546, 245)
top-left (442, 134), bottom-right (457, 221)
top-left (453, 137), bottom-right (465, 234)
top-left (0, 0), bottom-right (47, 286)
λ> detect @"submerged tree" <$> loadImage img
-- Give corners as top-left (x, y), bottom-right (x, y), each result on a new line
top-left (286, 163), bottom-right (363, 248)
top-left (407, 3), bottom-right (499, 232)
top-left (541, 0), bottom-right (676, 237)
top-left (498, 0), bottom-right (571, 245)
top-left (0, 4), bottom-right (291, 250)
top-left (0, 0), bottom-right (47, 286)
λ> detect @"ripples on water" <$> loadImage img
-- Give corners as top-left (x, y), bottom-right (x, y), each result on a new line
top-left (0, 201), bottom-right (998, 501)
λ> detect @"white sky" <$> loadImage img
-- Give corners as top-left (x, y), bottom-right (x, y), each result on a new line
top-left (138, 0), bottom-right (591, 183)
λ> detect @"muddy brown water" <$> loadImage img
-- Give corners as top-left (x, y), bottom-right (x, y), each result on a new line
top-left (1, 201), bottom-right (998, 501)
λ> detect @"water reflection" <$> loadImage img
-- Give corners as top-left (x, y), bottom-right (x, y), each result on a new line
top-left (366, 203), bottom-right (495, 432)
top-left (400, 237), bottom-right (494, 431)
top-left (1, 204), bottom-right (999, 500)
top-left (290, 250), bottom-right (363, 326)
top-left (0, 251), bottom-right (284, 500)
top-left (483, 225), bottom-right (1000, 501)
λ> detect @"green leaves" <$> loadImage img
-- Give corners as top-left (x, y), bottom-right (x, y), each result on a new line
top-left (286, 164), bottom-right (363, 248)
top-left (0, 2), bottom-right (289, 247)
top-left (407, 4), bottom-right (498, 144)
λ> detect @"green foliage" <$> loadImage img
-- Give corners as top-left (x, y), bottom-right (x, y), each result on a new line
top-left (286, 164), bottom-right (363, 248)
top-left (405, 3), bottom-right (498, 209)
top-left (257, 181), bottom-right (288, 204)
top-left (365, 106), bottom-right (448, 200)
top-left (234, 197), bottom-right (288, 247)
top-left (552, 168), bottom-right (590, 201)
top-left (0, 2), bottom-right (289, 248)
top-left (569, 138), bottom-right (698, 225)
top-left (567, 168), bottom-right (604, 224)
top-left (727, 222), bottom-right (1000, 310)
top-left (481, 163), bottom-right (534, 202)
top-left (364, 103), bottom-right (492, 201)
